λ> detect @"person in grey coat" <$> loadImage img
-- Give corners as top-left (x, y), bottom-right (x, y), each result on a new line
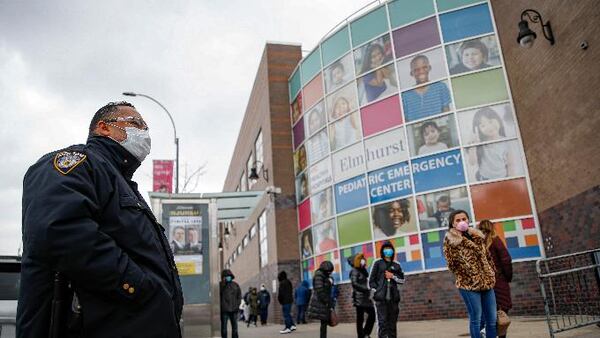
top-left (220, 269), bottom-right (242, 338)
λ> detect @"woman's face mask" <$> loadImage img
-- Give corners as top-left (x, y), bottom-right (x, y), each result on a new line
top-left (360, 259), bottom-right (367, 267)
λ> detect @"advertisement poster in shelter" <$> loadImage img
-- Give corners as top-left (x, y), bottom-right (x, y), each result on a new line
top-left (162, 202), bottom-right (207, 275)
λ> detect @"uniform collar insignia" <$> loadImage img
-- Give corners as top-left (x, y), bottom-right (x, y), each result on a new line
top-left (53, 151), bottom-right (87, 175)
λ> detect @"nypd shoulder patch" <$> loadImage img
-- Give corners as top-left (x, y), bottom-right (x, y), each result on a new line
top-left (53, 151), bottom-right (87, 175)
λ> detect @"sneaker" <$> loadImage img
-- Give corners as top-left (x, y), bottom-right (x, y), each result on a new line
top-left (280, 328), bottom-right (292, 334)
top-left (290, 325), bottom-right (297, 331)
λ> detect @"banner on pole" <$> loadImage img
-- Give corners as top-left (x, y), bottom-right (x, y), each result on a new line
top-left (153, 160), bottom-right (174, 193)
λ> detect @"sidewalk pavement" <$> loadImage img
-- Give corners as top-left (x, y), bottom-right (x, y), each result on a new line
top-left (234, 316), bottom-right (600, 338)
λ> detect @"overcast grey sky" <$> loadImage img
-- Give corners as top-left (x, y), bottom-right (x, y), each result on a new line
top-left (0, 0), bottom-right (375, 255)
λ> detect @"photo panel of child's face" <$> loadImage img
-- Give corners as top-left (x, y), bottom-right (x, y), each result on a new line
top-left (291, 93), bottom-right (303, 124)
top-left (465, 139), bottom-right (525, 183)
top-left (407, 114), bottom-right (459, 157)
top-left (312, 219), bottom-right (339, 254)
top-left (305, 100), bottom-right (327, 136)
top-left (326, 82), bottom-right (359, 121)
top-left (357, 63), bottom-right (399, 106)
top-left (371, 197), bottom-right (418, 240)
top-left (354, 34), bottom-right (394, 76)
top-left (295, 171), bottom-right (310, 203)
top-left (311, 188), bottom-right (333, 224)
top-left (324, 53), bottom-right (354, 94)
top-left (293, 145), bottom-right (307, 175)
top-left (300, 228), bottom-right (314, 258)
top-left (401, 79), bottom-right (453, 122)
top-left (416, 186), bottom-right (471, 230)
top-left (306, 129), bottom-right (330, 165)
top-left (446, 35), bottom-right (501, 76)
top-left (329, 111), bottom-right (362, 152)
top-left (397, 47), bottom-right (447, 90)
top-left (457, 103), bottom-right (517, 146)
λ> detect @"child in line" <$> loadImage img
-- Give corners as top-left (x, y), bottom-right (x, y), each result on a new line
top-left (418, 121), bottom-right (448, 155)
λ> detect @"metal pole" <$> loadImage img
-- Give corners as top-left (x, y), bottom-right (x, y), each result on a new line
top-left (123, 92), bottom-right (179, 193)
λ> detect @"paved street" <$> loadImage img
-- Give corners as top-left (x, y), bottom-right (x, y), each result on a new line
top-left (230, 316), bottom-right (600, 338)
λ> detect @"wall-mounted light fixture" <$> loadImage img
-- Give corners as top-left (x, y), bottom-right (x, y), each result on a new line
top-left (224, 226), bottom-right (230, 239)
top-left (249, 161), bottom-right (269, 184)
top-left (517, 9), bottom-right (555, 48)
top-left (218, 242), bottom-right (223, 252)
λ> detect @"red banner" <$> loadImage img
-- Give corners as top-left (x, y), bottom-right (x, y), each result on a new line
top-left (153, 160), bottom-right (174, 193)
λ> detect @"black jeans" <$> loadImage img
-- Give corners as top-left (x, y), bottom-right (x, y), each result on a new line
top-left (220, 311), bottom-right (238, 338)
top-left (296, 304), bottom-right (307, 323)
top-left (320, 319), bottom-right (328, 338)
top-left (356, 305), bottom-right (376, 338)
top-left (375, 301), bottom-right (399, 338)
top-left (259, 306), bottom-right (268, 324)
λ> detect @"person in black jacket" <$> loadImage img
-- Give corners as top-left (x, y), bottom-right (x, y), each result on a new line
top-left (349, 253), bottom-right (375, 338)
top-left (369, 241), bottom-right (405, 338)
top-left (307, 261), bottom-right (334, 338)
top-left (17, 102), bottom-right (183, 338)
top-left (258, 284), bottom-right (271, 325)
top-left (277, 271), bottom-right (296, 334)
top-left (220, 269), bottom-right (242, 338)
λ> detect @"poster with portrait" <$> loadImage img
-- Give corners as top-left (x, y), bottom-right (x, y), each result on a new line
top-left (401, 80), bottom-right (453, 122)
top-left (456, 102), bottom-right (517, 146)
top-left (324, 52), bottom-right (354, 93)
top-left (312, 219), bottom-right (339, 255)
top-left (295, 171), bottom-right (309, 203)
top-left (416, 186), bottom-right (471, 230)
top-left (407, 114), bottom-right (459, 157)
top-left (326, 82), bottom-right (359, 122)
top-left (446, 35), bottom-right (501, 75)
top-left (306, 129), bottom-right (329, 165)
top-left (163, 203), bottom-right (206, 275)
top-left (309, 157), bottom-right (333, 194)
top-left (397, 47), bottom-right (448, 90)
top-left (304, 100), bottom-right (327, 136)
top-left (353, 33), bottom-right (393, 76)
top-left (371, 197), bottom-right (418, 239)
top-left (465, 139), bottom-right (525, 183)
top-left (310, 188), bottom-right (333, 224)
top-left (329, 111), bottom-right (362, 151)
top-left (291, 92), bottom-right (303, 125)
top-left (357, 63), bottom-right (398, 106)
top-left (300, 228), bottom-right (314, 259)
top-left (293, 145), bottom-right (307, 175)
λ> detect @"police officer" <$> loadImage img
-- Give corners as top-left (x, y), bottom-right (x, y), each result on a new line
top-left (17, 101), bottom-right (183, 338)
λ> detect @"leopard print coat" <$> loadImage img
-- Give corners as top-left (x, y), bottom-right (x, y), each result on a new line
top-left (443, 228), bottom-right (496, 291)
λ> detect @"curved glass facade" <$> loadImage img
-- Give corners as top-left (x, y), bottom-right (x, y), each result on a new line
top-left (289, 0), bottom-right (543, 285)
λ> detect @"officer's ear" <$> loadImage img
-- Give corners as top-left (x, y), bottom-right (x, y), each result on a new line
top-left (95, 120), bottom-right (112, 137)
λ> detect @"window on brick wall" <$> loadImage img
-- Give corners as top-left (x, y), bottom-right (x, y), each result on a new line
top-left (255, 130), bottom-right (263, 166)
top-left (240, 172), bottom-right (247, 192)
top-left (242, 235), bottom-right (249, 248)
top-left (247, 153), bottom-right (254, 189)
top-left (258, 210), bottom-right (268, 268)
top-left (250, 224), bottom-right (257, 239)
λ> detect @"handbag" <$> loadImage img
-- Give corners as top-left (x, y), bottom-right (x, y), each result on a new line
top-left (328, 308), bottom-right (339, 327)
top-left (497, 309), bottom-right (511, 336)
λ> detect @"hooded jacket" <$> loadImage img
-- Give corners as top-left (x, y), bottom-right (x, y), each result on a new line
top-left (348, 253), bottom-right (372, 307)
top-left (443, 228), bottom-right (495, 291)
top-left (294, 280), bottom-right (311, 306)
top-left (220, 269), bottom-right (242, 312)
top-left (277, 271), bottom-right (294, 305)
top-left (307, 261), bottom-right (334, 321)
top-left (368, 242), bottom-right (405, 303)
top-left (258, 286), bottom-right (271, 310)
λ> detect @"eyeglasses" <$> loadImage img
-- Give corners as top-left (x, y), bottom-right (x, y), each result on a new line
top-left (104, 116), bottom-right (148, 130)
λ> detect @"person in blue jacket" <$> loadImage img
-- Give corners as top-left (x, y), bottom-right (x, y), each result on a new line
top-left (294, 280), bottom-right (311, 324)
top-left (17, 101), bottom-right (183, 338)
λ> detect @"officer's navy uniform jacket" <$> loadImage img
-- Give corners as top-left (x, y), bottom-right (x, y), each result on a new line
top-left (17, 136), bottom-right (183, 338)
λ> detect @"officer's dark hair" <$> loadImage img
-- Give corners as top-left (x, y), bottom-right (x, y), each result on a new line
top-left (88, 101), bottom-right (136, 137)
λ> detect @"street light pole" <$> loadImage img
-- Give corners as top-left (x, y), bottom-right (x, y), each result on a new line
top-left (122, 92), bottom-right (179, 193)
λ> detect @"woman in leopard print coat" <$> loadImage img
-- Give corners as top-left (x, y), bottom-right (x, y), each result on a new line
top-left (443, 210), bottom-right (497, 338)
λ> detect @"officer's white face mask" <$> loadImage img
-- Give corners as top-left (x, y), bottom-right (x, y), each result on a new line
top-left (110, 124), bottom-right (151, 162)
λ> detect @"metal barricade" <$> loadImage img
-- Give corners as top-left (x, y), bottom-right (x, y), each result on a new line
top-left (536, 248), bottom-right (600, 337)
